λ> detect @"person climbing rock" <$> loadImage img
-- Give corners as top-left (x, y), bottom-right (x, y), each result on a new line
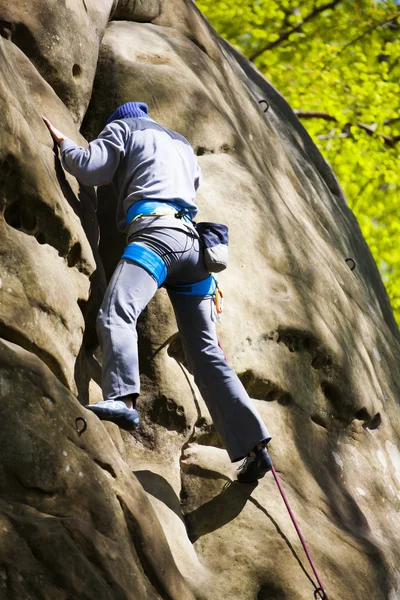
top-left (42, 102), bottom-right (272, 483)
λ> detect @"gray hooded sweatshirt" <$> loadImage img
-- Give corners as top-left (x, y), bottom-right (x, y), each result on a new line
top-left (60, 117), bottom-right (201, 232)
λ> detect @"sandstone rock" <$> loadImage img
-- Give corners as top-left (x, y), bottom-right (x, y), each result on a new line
top-left (0, 0), bottom-right (400, 599)
top-left (0, 35), bottom-right (102, 398)
top-left (112, 0), bottom-right (162, 22)
top-left (0, 338), bottom-right (195, 600)
top-left (81, 20), bottom-right (239, 153)
top-left (0, 0), bottom-right (117, 120)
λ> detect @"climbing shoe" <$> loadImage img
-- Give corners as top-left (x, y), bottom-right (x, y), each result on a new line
top-left (85, 400), bottom-right (140, 431)
top-left (237, 447), bottom-right (272, 483)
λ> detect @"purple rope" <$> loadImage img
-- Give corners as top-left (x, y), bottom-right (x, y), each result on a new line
top-left (271, 466), bottom-right (329, 600)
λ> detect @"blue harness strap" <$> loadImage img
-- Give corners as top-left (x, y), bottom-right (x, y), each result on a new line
top-left (126, 200), bottom-right (193, 228)
top-left (165, 275), bottom-right (216, 296)
top-left (121, 241), bottom-right (216, 296)
top-left (122, 243), bottom-right (167, 287)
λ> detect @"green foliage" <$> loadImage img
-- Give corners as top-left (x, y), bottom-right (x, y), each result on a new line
top-left (198, 0), bottom-right (400, 324)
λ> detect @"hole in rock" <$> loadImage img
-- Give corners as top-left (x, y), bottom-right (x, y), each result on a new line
top-left (257, 582), bottom-right (286, 600)
top-left (196, 146), bottom-right (210, 156)
top-left (311, 353), bottom-right (331, 369)
top-left (311, 414), bottom-right (328, 429)
top-left (265, 389), bottom-right (281, 402)
top-left (148, 395), bottom-right (187, 433)
top-left (4, 201), bottom-right (37, 233)
top-left (11, 23), bottom-right (39, 63)
top-left (364, 412), bottom-right (381, 430)
top-left (72, 63), bottom-right (82, 78)
top-left (321, 382), bottom-right (342, 406)
top-left (354, 408), bottom-right (371, 422)
top-left (4, 202), bottom-right (22, 229)
top-left (0, 20), bottom-right (13, 40)
top-left (35, 232), bottom-right (46, 245)
top-left (355, 408), bottom-right (382, 430)
top-left (93, 458), bottom-right (117, 479)
top-left (239, 370), bottom-right (284, 402)
top-left (67, 242), bottom-right (82, 267)
top-left (277, 333), bottom-right (301, 352)
top-left (20, 209), bottom-right (37, 232)
top-left (277, 393), bottom-right (293, 406)
top-left (220, 143), bottom-right (232, 153)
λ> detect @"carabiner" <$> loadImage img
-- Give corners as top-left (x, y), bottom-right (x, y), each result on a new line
top-left (215, 286), bottom-right (224, 314)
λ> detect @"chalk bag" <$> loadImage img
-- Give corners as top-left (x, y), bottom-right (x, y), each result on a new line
top-left (196, 222), bottom-right (229, 273)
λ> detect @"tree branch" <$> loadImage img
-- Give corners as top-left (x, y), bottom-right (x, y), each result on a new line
top-left (384, 117), bottom-right (400, 126)
top-left (295, 110), bottom-right (400, 128)
top-left (316, 129), bottom-right (400, 148)
top-left (294, 111), bottom-right (400, 147)
top-left (320, 13), bottom-right (400, 72)
top-left (249, 0), bottom-right (342, 62)
top-left (356, 123), bottom-right (400, 147)
top-left (294, 110), bottom-right (338, 121)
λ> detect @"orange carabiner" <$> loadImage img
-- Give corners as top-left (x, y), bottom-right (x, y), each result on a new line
top-left (215, 286), bottom-right (224, 314)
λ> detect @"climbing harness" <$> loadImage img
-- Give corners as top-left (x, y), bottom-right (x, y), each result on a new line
top-left (259, 99), bottom-right (270, 113)
top-left (122, 243), bottom-right (167, 287)
top-left (122, 232), bottom-right (224, 319)
top-left (345, 257), bottom-right (356, 271)
top-left (75, 417), bottom-right (87, 435)
top-left (125, 199), bottom-right (193, 231)
top-left (271, 465), bottom-right (329, 599)
top-left (122, 202), bottom-right (227, 313)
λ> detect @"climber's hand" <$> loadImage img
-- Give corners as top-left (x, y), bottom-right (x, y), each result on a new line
top-left (42, 116), bottom-right (67, 146)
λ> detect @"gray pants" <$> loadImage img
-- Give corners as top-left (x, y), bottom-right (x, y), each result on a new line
top-left (97, 226), bottom-right (271, 462)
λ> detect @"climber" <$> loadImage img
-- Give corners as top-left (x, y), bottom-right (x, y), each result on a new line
top-left (42, 103), bottom-right (273, 483)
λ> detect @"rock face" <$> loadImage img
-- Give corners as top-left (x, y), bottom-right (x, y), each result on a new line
top-left (1, 2), bottom-right (400, 600)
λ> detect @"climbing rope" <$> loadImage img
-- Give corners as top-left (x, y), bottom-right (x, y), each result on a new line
top-left (271, 466), bottom-right (329, 600)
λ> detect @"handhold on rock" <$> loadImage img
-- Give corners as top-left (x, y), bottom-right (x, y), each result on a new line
top-left (75, 416), bottom-right (87, 435)
top-left (259, 99), bottom-right (270, 113)
top-left (345, 257), bottom-right (356, 271)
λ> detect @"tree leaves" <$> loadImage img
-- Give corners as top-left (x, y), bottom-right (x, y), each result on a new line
top-left (198, 0), bottom-right (400, 324)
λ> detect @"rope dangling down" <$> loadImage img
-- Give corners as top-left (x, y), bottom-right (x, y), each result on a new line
top-left (271, 465), bottom-right (330, 600)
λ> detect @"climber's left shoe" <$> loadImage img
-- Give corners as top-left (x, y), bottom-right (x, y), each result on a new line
top-left (85, 400), bottom-right (140, 431)
top-left (237, 447), bottom-right (272, 483)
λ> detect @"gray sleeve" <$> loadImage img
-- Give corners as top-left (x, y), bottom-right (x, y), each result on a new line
top-left (60, 121), bottom-right (128, 186)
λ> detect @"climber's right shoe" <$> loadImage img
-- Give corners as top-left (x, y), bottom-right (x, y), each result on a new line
top-left (237, 447), bottom-right (273, 483)
top-left (85, 400), bottom-right (140, 431)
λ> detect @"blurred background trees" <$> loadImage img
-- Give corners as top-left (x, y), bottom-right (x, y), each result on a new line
top-left (198, 0), bottom-right (400, 323)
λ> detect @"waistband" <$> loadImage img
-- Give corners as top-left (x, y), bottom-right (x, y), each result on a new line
top-left (126, 200), bottom-right (193, 228)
